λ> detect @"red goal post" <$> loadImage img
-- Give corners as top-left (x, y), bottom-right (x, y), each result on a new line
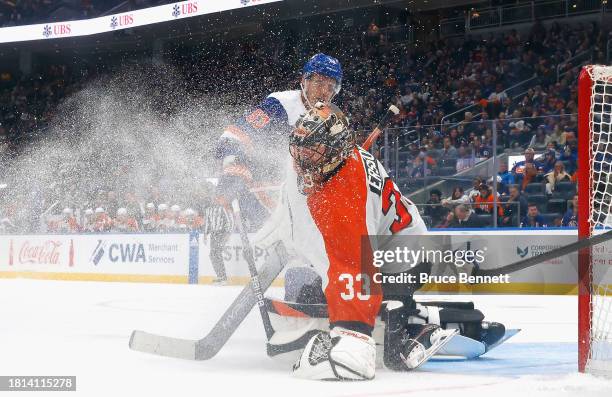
top-left (578, 65), bottom-right (612, 376)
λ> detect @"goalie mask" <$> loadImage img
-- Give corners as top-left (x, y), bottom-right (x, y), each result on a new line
top-left (289, 102), bottom-right (355, 193)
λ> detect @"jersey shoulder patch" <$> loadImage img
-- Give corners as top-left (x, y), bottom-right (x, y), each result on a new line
top-left (356, 146), bottom-right (384, 195)
top-left (246, 107), bottom-right (272, 129)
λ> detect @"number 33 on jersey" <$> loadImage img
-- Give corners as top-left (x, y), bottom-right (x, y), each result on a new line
top-left (281, 145), bottom-right (427, 329)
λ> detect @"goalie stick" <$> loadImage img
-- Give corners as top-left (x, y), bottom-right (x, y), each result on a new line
top-left (472, 229), bottom-right (612, 277)
top-left (362, 104), bottom-right (400, 151)
top-left (128, 240), bottom-right (288, 360)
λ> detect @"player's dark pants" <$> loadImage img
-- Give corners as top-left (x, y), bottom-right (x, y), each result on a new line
top-left (210, 174), bottom-right (272, 281)
top-left (210, 230), bottom-right (230, 281)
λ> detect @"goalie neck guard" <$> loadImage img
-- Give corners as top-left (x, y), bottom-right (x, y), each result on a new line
top-left (289, 102), bottom-right (355, 194)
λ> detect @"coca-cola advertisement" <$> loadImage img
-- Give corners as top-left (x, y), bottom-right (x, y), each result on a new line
top-left (2, 237), bottom-right (74, 269)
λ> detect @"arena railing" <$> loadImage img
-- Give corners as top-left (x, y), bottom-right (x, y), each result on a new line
top-left (557, 49), bottom-right (594, 82)
top-left (440, 0), bottom-right (605, 38)
top-left (416, 202), bottom-right (523, 229)
top-left (440, 76), bottom-right (539, 127)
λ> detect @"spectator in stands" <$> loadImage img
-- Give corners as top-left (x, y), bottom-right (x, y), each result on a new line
top-left (366, 20), bottom-right (380, 46)
top-left (520, 203), bottom-right (547, 227)
top-left (170, 204), bottom-right (183, 229)
top-left (532, 126), bottom-right (548, 151)
top-left (141, 202), bottom-right (158, 232)
top-left (466, 177), bottom-right (483, 202)
top-left (544, 125), bottom-right (566, 148)
top-left (544, 161), bottom-right (571, 195)
top-left (182, 208), bottom-right (204, 232)
top-left (461, 111), bottom-right (476, 136)
top-left (446, 204), bottom-right (483, 228)
top-left (156, 203), bottom-right (172, 232)
top-left (124, 191), bottom-right (143, 224)
top-left (111, 207), bottom-right (139, 233)
top-left (538, 149), bottom-right (558, 174)
top-left (441, 186), bottom-right (470, 208)
top-left (473, 184), bottom-right (504, 217)
top-left (471, 136), bottom-right (492, 158)
top-left (508, 120), bottom-right (531, 147)
top-left (562, 194), bottom-right (578, 227)
top-left (48, 207), bottom-right (80, 233)
top-left (488, 83), bottom-right (508, 107)
top-left (439, 137), bottom-right (458, 159)
top-left (424, 189), bottom-right (448, 228)
top-left (456, 144), bottom-right (475, 171)
top-left (518, 162), bottom-right (539, 193)
top-left (511, 147), bottom-right (536, 176)
top-left (82, 208), bottom-right (95, 232)
top-left (411, 150), bottom-right (436, 178)
top-left (545, 141), bottom-right (559, 156)
top-left (560, 138), bottom-right (578, 173)
top-left (93, 207), bottom-right (112, 232)
top-left (501, 185), bottom-right (528, 227)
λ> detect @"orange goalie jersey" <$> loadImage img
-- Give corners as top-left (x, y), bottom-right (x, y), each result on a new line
top-left (272, 145), bottom-right (427, 331)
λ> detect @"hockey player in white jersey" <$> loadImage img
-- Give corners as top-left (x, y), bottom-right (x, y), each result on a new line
top-left (208, 53), bottom-right (345, 283)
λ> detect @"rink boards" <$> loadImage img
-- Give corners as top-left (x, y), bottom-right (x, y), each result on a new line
top-left (0, 229), bottom-right (609, 294)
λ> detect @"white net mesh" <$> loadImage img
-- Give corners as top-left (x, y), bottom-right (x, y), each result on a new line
top-left (585, 65), bottom-right (612, 375)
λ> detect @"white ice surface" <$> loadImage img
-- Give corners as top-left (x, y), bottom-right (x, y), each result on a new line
top-left (1, 279), bottom-right (611, 397)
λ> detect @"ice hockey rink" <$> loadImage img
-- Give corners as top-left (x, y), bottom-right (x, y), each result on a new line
top-left (1, 278), bottom-right (611, 397)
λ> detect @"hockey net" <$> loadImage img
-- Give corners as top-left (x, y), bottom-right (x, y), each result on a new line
top-left (578, 65), bottom-right (612, 376)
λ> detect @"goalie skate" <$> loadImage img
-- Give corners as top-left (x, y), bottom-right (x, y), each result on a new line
top-left (401, 325), bottom-right (458, 370)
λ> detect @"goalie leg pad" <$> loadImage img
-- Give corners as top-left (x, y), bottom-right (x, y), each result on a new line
top-left (293, 327), bottom-right (376, 381)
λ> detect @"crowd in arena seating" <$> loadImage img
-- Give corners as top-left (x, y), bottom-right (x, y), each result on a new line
top-left (344, 19), bottom-right (600, 228)
top-left (0, 183), bottom-right (218, 234)
top-left (354, 19), bottom-right (605, 186)
top-left (421, 144), bottom-right (579, 228)
top-left (0, 13), bottom-right (605, 231)
top-left (46, 203), bottom-right (205, 234)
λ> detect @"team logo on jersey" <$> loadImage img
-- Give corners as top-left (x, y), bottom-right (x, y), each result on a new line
top-left (246, 109), bottom-right (271, 129)
top-left (358, 147), bottom-right (383, 195)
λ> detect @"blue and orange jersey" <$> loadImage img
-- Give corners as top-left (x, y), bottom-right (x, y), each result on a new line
top-left (217, 90), bottom-right (307, 179)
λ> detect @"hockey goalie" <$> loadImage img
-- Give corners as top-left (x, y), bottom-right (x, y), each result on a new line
top-left (255, 99), bottom-right (511, 381)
